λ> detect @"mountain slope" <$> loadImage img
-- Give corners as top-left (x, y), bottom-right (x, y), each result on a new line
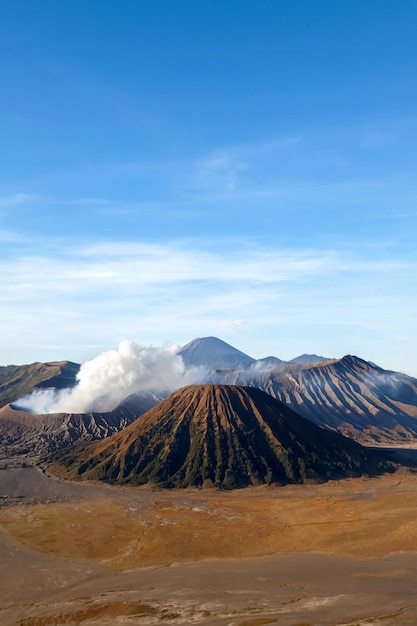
top-left (0, 361), bottom-right (80, 407)
top-left (226, 356), bottom-right (417, 444)
top-left (49, 384), bottom-right (391, 488)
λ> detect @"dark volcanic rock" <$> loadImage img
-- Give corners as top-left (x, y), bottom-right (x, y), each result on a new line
top-left (0, 403), bottom-right (138, 455)
top-left (0, 390), bottom-right (164, 455)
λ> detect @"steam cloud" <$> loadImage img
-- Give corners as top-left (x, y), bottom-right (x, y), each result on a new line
top-left (17, 341), bottom-right (207, 414)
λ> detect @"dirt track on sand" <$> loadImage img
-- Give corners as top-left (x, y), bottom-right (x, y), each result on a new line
top-left (2, 464), bottom-right (417, 624)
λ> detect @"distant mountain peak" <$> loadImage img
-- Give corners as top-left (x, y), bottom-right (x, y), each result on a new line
top-left (336, 354), bottom-right (377, 371)
top-left (254, 356), bottom-right (285, 370)
top-left (288, 354), bottom-right (331, 366)
top-left (178, 336), bottom-right (255, 370)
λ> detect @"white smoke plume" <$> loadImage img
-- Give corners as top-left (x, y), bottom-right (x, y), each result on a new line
top-left (17, 341), bottom-right (207, 414)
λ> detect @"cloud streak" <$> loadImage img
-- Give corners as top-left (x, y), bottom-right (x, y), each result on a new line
top-left (0, 193), bottom-right (34, 208)
top-left (0, 240), bottom-right (338, 303)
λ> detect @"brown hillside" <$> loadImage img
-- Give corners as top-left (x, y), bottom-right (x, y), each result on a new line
top-left (50, 384), bottom-right (391, 488)
top-left (228, 356), bottom-right (417, 445)
top-left (0, 360), bottom-right (79, 407)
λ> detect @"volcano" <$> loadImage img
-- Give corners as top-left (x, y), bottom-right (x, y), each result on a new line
top-left (178, 336), bottom-right (255, 370)
top-left (50, 385), bottom-right (390, 488)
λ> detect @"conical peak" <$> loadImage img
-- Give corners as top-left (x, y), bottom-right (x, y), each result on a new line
top-left (178, 337), bottom-right (255, 370)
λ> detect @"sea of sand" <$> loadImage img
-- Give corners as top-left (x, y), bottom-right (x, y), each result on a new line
top-left (1, 461), bottom-right (417, 625)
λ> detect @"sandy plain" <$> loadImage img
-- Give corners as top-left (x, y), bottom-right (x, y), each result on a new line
top-left (1, 461), bottom-right (417, 624)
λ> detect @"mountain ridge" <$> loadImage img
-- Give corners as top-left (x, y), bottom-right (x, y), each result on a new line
top-left (0, 360), bottom-right (80, 408)
top-left (177, 336), bottom-right (330, 370)
top-left (2, 337), bottom-right (417, 452)
top-left (228, 355), bottom-right (417, 444)
top-left (0, 391), bottom-right (164, 455)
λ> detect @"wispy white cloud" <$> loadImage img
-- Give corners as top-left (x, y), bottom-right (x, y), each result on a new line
top-left (8, 121), bottom-right (417, 227)
top-left (0, 241), bottom-right (337, 312)
top-left (179, 149), bottom-right (248, 196)
top-left (0, 193), bottom-right (34, 208)
top-left (220, 319), bottom-right (248, 329)
top-left (0, 228), bottom-right (36, 244)
top-left (0, 235), bottom-right (416, 374)
top-left (61, 197), bottom-right (116, 206)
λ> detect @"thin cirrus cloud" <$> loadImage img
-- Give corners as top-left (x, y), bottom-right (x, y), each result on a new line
top-left (5, 124), bottom-right (416, 233)
top-left (179, 149), bottom-right (249, 196)
top-left (0, 193), bottom-right (33, 208)
top-left (0, 238), bottom-right (336, 361)
top-left (0, 240), bottom-right (337, 305)
top-left (0, 238), bottom-right (415, 315)
top-left (0, 235), bottom-right (416, 374)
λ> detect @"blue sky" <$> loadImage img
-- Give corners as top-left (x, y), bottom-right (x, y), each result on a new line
top-left (1, 1), bottom-right (416, 374)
